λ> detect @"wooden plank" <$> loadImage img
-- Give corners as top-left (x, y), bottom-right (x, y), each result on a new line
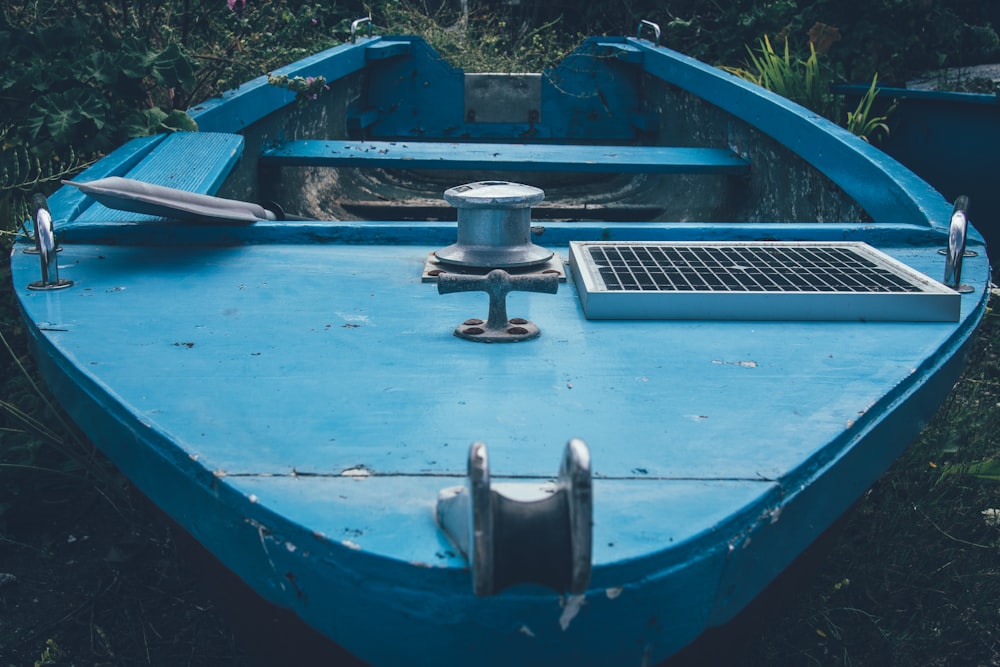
top-left (74, 132), bottom-right (244, 223)
top-left (260, 140), bottom-right (751, 175)
top-left (50, 135), bottom-right (166, 224)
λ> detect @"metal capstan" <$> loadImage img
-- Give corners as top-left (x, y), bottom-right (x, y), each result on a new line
top-left (434, 181), bottom-right (559, 342)
top-left (434, 180), bottom-right (553, 268)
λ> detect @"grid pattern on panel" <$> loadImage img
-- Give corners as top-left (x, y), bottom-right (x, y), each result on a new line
top-left (587, 244), bottom-right (926, 293)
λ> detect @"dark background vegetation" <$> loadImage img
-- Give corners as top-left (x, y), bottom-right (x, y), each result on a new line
top-left (2, 1), bottom-right (1000, 665)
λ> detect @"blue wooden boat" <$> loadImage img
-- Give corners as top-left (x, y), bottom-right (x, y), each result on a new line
top-left (11, 22), bottom-right (992, 666)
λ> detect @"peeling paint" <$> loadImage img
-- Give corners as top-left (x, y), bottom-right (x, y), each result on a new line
top-left (213, 469), bottom-right (226, 478)
top-left (336, 311), bottom-right (372, 326)
top-left (341, 465), bottom-right (371, 478)
top-left (342, 540), bottom-right (361, 550)
top-left (712, 359), bottom-right (758, 368)
top-left (606, 586), bottom-right (623, 600)
top-left (559, 594), bottom-right (585, 631)
top-left (245, 518), bottom-right (276, 570)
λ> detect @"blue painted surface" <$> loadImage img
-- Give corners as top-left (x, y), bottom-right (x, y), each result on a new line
top-left (188, 39), bottom-right (373, 133)
top-left (45, 134), bottom-right (166, 225)
top-left (838, 84), bottom-right (1000, 269)
top-left (627, 39), bottom-right (954, 234)
top-left (260, 140), bottom-right (750, 174)
top-left (11, 33), bottom-right (993, 667)
top-left (72, 133), bottom-right (244, 223)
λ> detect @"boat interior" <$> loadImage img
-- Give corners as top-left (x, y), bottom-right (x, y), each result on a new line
top-left (198, 35), bottom-right (869, 226)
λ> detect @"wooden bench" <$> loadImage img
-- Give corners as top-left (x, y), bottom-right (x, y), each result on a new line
top-left (259, 140), bottom-right (750, 176)
top-left (72, 132), bottom-right (245, 223)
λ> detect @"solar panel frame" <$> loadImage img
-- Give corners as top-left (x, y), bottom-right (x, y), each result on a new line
top-left (568, 241), bottom-right (960, 321)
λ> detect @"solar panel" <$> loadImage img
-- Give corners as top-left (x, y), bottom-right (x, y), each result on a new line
top-left (568, 241), bottom-right (960, 321)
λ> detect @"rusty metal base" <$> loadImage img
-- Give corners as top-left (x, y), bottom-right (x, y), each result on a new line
top-left (453, 317), bottom-right (540, 343)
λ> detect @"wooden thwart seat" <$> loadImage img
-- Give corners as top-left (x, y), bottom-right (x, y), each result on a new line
top-left (260, 140), bottom-right (750, 175)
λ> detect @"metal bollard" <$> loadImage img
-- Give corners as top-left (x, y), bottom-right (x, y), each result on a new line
top-left (434, 181), bottom-right (553, 268)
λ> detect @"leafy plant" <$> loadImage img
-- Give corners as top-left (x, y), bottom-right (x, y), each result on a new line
top-left (723, 30), bottom-right (892, 143)
top-left (33, 639), bottom-right (64, 667)
top-left (723, 35), bottom-right (836, 117)
top-left (268, 74), bottom-right (330, 104)
top-left (845, 73), bottom-right (892, 143)
top-left (0, 127), bottom-right (93, 237)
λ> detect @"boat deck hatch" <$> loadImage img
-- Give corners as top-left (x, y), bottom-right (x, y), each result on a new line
top-left (568, 241), bottom-right (960, 321)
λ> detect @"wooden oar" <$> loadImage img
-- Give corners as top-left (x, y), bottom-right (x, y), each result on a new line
top-left (63, 177), bottom-right (299, 223)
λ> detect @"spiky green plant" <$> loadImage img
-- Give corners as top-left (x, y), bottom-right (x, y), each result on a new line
top-left (724, 35), bottom-right (892, 143)
top-left (723, 36), bottom-right (836, 117)
top-left (846, 73), bottom-right (892, 143)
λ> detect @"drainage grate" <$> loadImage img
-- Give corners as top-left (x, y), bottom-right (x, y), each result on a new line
top-left (568, 241), bottom-right (960, 321)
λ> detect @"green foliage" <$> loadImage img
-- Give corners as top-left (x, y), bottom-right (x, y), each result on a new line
top-left (724, 32), bottom-right (892, 143)
top-left (268, 73), bottom-right (330, 104)
top-left (33, 639), bottom-right (64, 667)
top-left (939, 457), bottom-right (1000, 482)
top-left (724, 35), bottom-right (836, 117)
top-left (0, 0), bottom-right (355, 237)
top-left (655, 0), bottom-right (1000, 85)
top-left (845, 74), bottom-right (892, 143)
top-left (2, 11), bottom-right (201, 159)
top-left (372, 0), bottom-right (582, 72)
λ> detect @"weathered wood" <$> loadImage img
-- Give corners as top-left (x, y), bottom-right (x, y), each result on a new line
top-left (73, 132), bottom-right (244, 223)
top-left (260, 140), bottom-right (751, 175)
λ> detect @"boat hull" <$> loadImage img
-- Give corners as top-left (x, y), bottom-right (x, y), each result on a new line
top-left (11, 33), bottom-right (992, 665)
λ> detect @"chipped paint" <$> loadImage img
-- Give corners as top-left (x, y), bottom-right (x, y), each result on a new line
top-left (248, 494), bottom-right (258, 504)
top-left (342, 540), bottom-right (361, 550)
top-left (519, 625), bottom-right (536, 638)
top-left (559, 594), bottom-right (585, 631)
top-left (341, 465), bottom-right (371, 478)
top-left (336, 311), bottom-right (372, 325)
top-left (245, 517), bottom-right (276, 570)
top-left (712, 359), bottom-right (758, 368)
top-left (606, 586), bottom-right (623, 600)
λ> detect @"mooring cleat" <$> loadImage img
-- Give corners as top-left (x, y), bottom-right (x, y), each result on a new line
top-left (436, 439), bottom-right (593, 596)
